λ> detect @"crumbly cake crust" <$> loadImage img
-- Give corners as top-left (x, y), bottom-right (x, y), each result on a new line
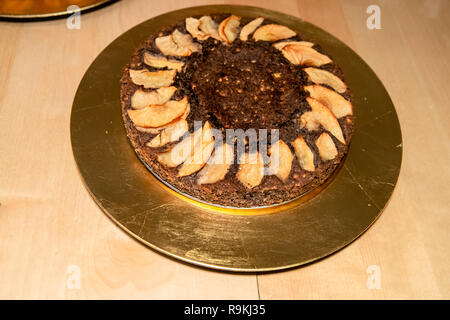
top-left (120, 15), bottom-right (354, 208)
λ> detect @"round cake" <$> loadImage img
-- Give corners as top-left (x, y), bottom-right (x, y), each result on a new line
top-left (120, 14), bottom-right (354, 208)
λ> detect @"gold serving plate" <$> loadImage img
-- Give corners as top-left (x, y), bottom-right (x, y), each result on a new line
top-left (70, 5), bottom-right (402, 272)
top-left (0, 0), bottom-right (115, 19)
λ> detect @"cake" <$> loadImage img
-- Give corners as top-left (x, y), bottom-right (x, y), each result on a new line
top-left (120, 14), bottom-right (354, 208)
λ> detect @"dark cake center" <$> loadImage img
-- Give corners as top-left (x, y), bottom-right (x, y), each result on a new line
top-left (190, 40), bottom-right (307, 130)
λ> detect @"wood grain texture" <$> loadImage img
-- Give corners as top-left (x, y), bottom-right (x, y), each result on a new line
top-left (0, 0), bottom-right (448, 299)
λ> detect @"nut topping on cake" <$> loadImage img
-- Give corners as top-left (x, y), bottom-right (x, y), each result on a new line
top-left (303, 68), bottom-right (347, 94)
top-left (304, 85), bottom-right (352, 118)
top-left (252, 24), bottom-right (296, 41)
top-left (316, 132), bottom-right (338, 161)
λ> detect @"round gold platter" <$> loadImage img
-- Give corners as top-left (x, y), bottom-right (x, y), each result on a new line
top-left (0, 0), bottom-right (116, 19)
top-left (70, 5), bottom-right (402, 272)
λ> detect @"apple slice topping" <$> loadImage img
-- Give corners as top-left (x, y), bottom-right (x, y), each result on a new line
top-left (129, 69), bottom-right (176, 88)
top-left (127, 96), bottom-right (188, 128)
top-left (197, 143), bottom-right (234, 185)
top-left (157, 133), bottom-right (194, 167)
top-left (301, 97), bottom-right (345, 144)
top-left (155, 29), bottom-right (201, 57)
top-left (157, 121), bottom-right (209, 167)
top-left (185, 17), bottom-right (209, 40)
top-left (146, 119), bottom-right (188, 148)
top-left (239, 17), bottom-right (264, 41)
top-left (253, 24), bottom-right (296, 42)
top-left (236, 152), bottom-right (265, 189)
top-left (178, 141), bottom-right (214, 177)
top-left (273, 41), bottom-right (314, 50)
top-left (177, 121), bottom-right (215, 177)
top-left (267, 140), bottom-right (294, 181)
top-left (134, 102), bottom-right (190, 134)
top-left (304, 85), bottom-right (352, 118)
top-left (281, 44), bottom-right (331, 67)
top-left (303, 68), bottom-right (347, 94)
top-left (199, 16), bottom-right (221, 40)
top-left (291, 136), bottom-right (315, 172)
top-left (131, 86), bottom-right (177, 109)
top-left (316, 132), bottom-right (338, 161)
top-left (172, 29), bottom-right (202, 53)
top-left (143, 52), bottom-right (184, 71)
top-left (155, 34), bottom-right (190, 57)
top-left (219, 15), bottom-right (241, 44)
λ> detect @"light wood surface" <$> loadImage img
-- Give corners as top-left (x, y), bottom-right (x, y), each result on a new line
top-left (0, 0), bottom-right (449, 299)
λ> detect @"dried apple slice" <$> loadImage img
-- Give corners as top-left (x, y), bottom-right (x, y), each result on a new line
top-left (127, 96), bottom-right (188, 128)
top-left (199, 16), bottom-right (221, 40)
top-left (197, 143), bottom-right (234, 184)
top-left (146, 119), bottom-right (188, 148)
top-left (303, 68), bottom-right (347, 94)
top-left (316, 132), bottom-right (338, 161)
top-left (281, 44), bottom-right (331, 66)
top-left (143, 52), bottom-right (184, 71)
top-left (185, 17), bottom-right (209, 40)
top-left (253, 24), bottom-right (296, 42)
top-left (155, 34), bottom-right (191, 57)
top-left (291, 136), bottom-right (315, 172)
top-left (177, 122), bottom-right (214, 177)
top-left (155, 30), bottom-right (201, 57)
top-left (157, 122), bottom-right (208, 167)
top-left (172, 29), bottom-right (202, 53)
top-left (157, 133), bottom-right (193, 167)
top-left (304, 85), bottom-right (352, 118)
top-left (178, 141), bottom-right (214, 177)
top-left (239, 17), bottom-right (264, 41)
top-left (267, 140), bottom-right (294, 181)
top-left (236, 152), bottom-right (265, 189)
top-left (131, 86), bottom-right (177, 109)
top-left (219, 15), bottom-right (241, 44)
top-left (129, 69), bottom-right (176, 88)
top-left (135, 103), bottom-right (190, 134)
top-left (273, 41), bottom-right (314, 50)
top-left (300, 97), bottom-right (345, 144)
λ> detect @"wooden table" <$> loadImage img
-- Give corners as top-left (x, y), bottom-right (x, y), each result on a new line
top-left (0, 0), bottom-right (449, 299)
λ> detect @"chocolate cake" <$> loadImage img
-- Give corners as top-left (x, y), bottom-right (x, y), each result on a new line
top-left (120, 15), bottom-right (355, 208)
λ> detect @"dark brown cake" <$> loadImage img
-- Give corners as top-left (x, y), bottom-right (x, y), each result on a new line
top-left (120, 15), bottom-right (354, 208)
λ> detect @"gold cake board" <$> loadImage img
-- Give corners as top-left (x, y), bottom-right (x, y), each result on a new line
top-left (70, 5), bottom-right (402, 272)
